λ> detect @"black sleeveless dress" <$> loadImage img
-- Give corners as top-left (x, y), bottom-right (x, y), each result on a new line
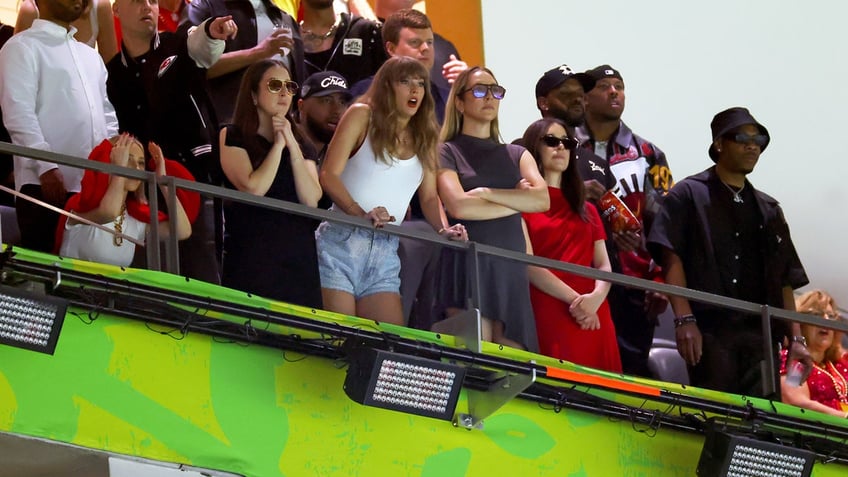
top-left (222, 125), bottom-right (322, 309)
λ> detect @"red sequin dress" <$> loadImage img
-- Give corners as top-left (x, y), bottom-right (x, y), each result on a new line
top-left (780, 349), bottom-right (848, 412)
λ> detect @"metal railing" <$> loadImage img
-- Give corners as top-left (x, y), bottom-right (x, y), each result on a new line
top-left (2, 140), bottom-right (847, 398)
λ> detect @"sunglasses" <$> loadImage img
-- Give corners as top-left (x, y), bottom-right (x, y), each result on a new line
top-left (461, 83), bottom-right (506, 100)
top-left (267, 78), bottom-right (299, 95)
top-left (725, 133), bottom-right (768, 148)
top-left (541, 135), bottom-right (579, 150)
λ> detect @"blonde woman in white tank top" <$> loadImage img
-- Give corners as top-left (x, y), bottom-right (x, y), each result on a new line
top-left (15, 0), bottom-right (118, 63)
top-left (318, 57), bottom-right (466, 325)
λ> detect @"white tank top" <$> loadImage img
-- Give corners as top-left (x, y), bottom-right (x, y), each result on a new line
top-left (337, 134), bottom-right (423, 224)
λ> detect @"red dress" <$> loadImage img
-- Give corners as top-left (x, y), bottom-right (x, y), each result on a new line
top-left (523, 187), bottom-right (622, 372)
top-left (780, 349), bottom-right (848, 412)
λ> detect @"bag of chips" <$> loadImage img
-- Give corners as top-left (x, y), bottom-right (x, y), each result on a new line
top-left (599, 190), bottom-right (640, 233)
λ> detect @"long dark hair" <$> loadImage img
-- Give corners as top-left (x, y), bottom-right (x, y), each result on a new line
top-left (359, 56), bottom-right (439, 170)
top-left (231, 59), bottom-right (305, 166)
top-left (522, 118), bottom-right (587, 220)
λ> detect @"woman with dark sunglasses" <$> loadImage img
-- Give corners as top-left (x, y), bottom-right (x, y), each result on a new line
top-left (218, 59), bottom-right (324, 309)
top-left (436, 66), bottom-right (549, 351)
top-left (520, 118), bottom-right (621, 372)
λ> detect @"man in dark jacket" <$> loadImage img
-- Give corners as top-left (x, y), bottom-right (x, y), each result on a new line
top-left (300, 0), bottom-right (387, 86)
top-left (109, 0), bottom-right (237, 283)
top-left (534, 64), bottom-right (614, 202)
top-left (186, 0), bottom-right (303, 123)
top-left (577, 64), bottom-right (672, 378)
top-left (647, 107), bottom-right (809, 397)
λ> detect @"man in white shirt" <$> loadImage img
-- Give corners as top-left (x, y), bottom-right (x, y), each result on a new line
top-left (0, 0), bottom-right (118, 252)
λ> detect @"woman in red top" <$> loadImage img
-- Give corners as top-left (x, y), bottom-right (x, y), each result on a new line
top-left (521, 118), bottom-right (621, 373)
top-left (781, 290), bottom-right (848, 418)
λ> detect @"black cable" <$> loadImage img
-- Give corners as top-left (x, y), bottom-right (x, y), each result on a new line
top-left (5, 258), bottom-right (848, 461)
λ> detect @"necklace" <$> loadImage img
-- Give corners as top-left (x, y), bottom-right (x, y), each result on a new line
top-left (394, 128), bottom-right (412, 148)
top-left (113, 203), bottom-right (127, 246)
top-left (721, 180), bottom-right (745, 203)
top-left (300, 20), bottom-right (338, 43)
top-left (813, 361), bottom-right (848, 405)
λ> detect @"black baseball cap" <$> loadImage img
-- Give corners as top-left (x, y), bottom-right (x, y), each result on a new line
top-left (300, 71), bottom-right (352, 99)
top-left (535, 64), bottom-right (595, 98)
top-left (585, 64), bottom-right (623, 84)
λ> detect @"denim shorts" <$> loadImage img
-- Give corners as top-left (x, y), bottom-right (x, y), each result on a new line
top-left (316, 222), bottom-right (401, 299)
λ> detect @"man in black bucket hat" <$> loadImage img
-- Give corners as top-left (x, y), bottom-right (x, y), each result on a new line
top-left (707, 107), bottom-right (771, 162)
top-left (647, 107), bottom-right (809, 398)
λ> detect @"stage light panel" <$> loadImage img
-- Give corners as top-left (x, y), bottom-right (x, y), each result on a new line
top-left (0, 285), bottom-right (67, 355)
top-left (344, 347), bottom-right (465, 421)
top-left (697, 431), bottom-right (815, 477)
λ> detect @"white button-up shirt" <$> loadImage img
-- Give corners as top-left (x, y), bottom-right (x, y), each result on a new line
top-left (0, 19), bottom-right (118, 192)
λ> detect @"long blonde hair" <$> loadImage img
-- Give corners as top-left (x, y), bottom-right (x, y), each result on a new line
top-left (440, 66), bottom-right (503, 144)
top-left (358, 57), bottom-right (439, 170)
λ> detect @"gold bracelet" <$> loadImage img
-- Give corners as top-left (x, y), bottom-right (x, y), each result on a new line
top-left (344, 201), bottom-right (359, 213)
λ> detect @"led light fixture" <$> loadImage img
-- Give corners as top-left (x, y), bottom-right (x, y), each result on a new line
top-left (0, 285), bottom-right (68, 355)
top-left (697, 430), bottom-right (815, 477)
top-left (343, 346), bottom-right (465, 421)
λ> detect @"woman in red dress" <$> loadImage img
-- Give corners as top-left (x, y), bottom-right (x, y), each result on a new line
top-left (781, 290), bottom-right (848, 418)
top-left (521, 118), bottom-right (621, 372)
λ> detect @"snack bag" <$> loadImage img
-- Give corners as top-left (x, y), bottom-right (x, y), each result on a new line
top-left (599, 190), bottom-right (641, 233)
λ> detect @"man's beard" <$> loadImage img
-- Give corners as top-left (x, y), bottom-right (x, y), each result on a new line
top-left (54, 5), bottom-right (84, 23)
top-left (304, 0), bottom-right (335, 10)
top-left (306, 114), bottom-right (336, 144)
top-left (548, 105), bottom-right (584, 128)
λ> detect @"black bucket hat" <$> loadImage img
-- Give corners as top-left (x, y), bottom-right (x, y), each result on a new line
top-left (708, 107), bottom-right (770, 162)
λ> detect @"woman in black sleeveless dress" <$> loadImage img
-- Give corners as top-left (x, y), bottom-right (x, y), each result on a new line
top-left (219, 59), bottom-right (323, 308)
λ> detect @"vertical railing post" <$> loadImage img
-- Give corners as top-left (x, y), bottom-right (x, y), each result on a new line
top-left (464, 241), bottom-right (481, 311)
top-left (145, 172), bottom-right (161, 271)
top-left (162, 176), bottom-right (180, 275)
top-left (760, 304), bottom-right (777, 399)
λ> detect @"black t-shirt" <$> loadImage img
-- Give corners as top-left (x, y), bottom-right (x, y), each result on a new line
top-left (711, 184), bottom-right (767, 305)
